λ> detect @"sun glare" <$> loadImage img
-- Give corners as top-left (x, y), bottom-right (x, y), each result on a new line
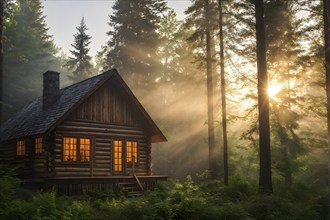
top-left (268, 83), bottom-right (283, 98)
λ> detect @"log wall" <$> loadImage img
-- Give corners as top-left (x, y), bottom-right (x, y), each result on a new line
top-left (0, 137), bottom-right (47, 180)
top-left (53, 120), bottom-right (151, 178)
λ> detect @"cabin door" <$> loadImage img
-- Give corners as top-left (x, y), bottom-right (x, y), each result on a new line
top-left (113, 140), bottom-right (124, 174)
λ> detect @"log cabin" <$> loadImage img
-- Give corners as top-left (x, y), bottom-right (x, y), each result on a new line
top-left (0, 69), bottom-right (167, 195)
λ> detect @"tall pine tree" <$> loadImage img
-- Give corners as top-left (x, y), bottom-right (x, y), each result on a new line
top-left (185, 0), bottom-right (219, 178)
top-left (255, 0), bottom-right (273, 194)
top-left (322, 0), bottom-right (330, 217)
top-left (227, 0), bottom-right (312, 186)
top-left (101, 0), bottom-right (167, 88)
top-left (65, 17), bottom-right (93, 83)
top-left (3, 0), bottom-right (58, 121)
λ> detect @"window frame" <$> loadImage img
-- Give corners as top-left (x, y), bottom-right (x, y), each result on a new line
top-left (62, 136), bottom-right (92, 163)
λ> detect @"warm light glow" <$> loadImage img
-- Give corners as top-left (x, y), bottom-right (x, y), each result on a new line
top-left (126, 141), bottom-right (138, 163)
top-left (268, 83), bottom-right (283, 98)
top-left (35, 137), bottom-right (43, 154)
top-left (17, 140), bottom-right (25, 156)
top-left (80, 138), bottom-right (90, 162)
top-left (113, 140), bottom-right (123, 172)
top-left (63, 137), bottom-right (91, 162)
top-left (63, 137), bottom-right (77, 162)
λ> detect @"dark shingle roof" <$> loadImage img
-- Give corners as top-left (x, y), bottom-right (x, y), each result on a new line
top-left (0, 69), bottom-right (167, 143)
top-left (0, 70), bottom-right (113, 142)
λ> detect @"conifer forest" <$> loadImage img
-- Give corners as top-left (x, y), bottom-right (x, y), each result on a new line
top-left (0, 0), bottom-right (329, 219)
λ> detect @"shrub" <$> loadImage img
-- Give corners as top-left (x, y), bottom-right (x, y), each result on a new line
top-left (249, 195), bottom-right (295, 220)
top-left (29, 192), bottom-right (58, 219)
top-left (224, 175), bottom-right (257, 201)
top-left (0, 166), bottom-right (22, 218)
top-left (62, 200), bottom-right (93, 220)
top-left (167, 176), bottom-right (208, 219)
top-left (94, 198), bottom-right (126, 219)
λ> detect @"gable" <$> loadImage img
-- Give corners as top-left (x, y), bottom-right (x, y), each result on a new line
top-left (68, 80), bottom-right (143, 127)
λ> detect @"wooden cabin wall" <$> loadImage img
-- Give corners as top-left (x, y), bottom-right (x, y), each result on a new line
top-left (51, 79), bottom-right (153, 178)
top-left (0, 138), bottom-right (47, 180)
top-left (0, 141), bottom-right (16, 165)
top-left (54, 120), bottom-right (150, 177)
top-left (53, 120), bottom-right (151, 177)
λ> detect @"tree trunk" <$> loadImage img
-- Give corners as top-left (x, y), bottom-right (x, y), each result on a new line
top-left (322, 0), bottom-right (330, 218)
top-left (255, 0), bottom-right (273, 194)
top-left (0, 0), bottom-right (3, 124)
top-left (205, 0), bottom-right (217, 178)
top-left (218, 0), bottom-right (228, 185)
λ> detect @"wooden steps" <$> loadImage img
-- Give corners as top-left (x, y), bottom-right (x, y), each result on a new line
top-left (119, 181), bottom-right (143, 197)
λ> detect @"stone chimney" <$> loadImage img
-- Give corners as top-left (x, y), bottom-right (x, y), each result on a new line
top-left (43, 71), bottom-right (60, 110)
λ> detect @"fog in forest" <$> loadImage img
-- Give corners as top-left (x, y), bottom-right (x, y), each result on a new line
top-left (2, 0), bottom-right (328, 187)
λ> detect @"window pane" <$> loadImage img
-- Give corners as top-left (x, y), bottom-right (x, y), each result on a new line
top-left (113, 140), bottom-right (123, 172)
top-left (133, 141), bottom-right (138, 163)
top-left (79, 138), bottom-right (90, 162)
top-left (126, 141), bottom-right (132, 162)
top-left (127, 141), bottom-right (138, 163)
top-left (16, 140), bottom-right (25, 156)
top-left (63, 137), bottom-right (77, 161)
top-left (35, 137), bottom-right (42, 154)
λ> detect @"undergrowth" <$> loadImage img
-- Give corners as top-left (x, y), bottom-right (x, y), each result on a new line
top-left (0, 170), bottom-right (326, 220)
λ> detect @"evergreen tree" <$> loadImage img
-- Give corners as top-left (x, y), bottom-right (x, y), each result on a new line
top-left (65, 17), bottom-right (93, 83)
top-left (217, 0), bottom-right (228, 185)
top-left (184, 0), bottom-right (219, 178)
top-left (226, 0), bottom-right (315, 186)
top-left (3, 0), bottom-right (59, 121)
top-left (322, 0), bottom-right (330, 216)
top-left (152, 11), bottom-right (210, 178)
top-left (157, 10), bottom-right (182, 85)
top-left (157, 9), bottom-right (206, 99)
top-left (255, 0), bottom-right (272, 194)
top-left (204, 0), bottom-right (217, 178)
top-left (263, 0), bottom-right (306, 186)
top-left (102, 0), bottom-right (167, 88)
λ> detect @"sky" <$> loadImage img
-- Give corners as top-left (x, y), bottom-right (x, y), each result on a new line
top-left (42, 0), bottom-right (191, 59)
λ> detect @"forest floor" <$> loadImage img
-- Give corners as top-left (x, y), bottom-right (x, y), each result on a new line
top-left (0, 172), bottom-right (327, 220)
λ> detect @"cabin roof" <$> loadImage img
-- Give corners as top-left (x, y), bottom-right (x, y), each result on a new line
top-left (0, 69), bottom-right (166, 143)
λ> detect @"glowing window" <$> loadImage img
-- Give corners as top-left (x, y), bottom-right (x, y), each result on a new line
top-left (17, 140), bottom-right (25, 156)
top-left (35, 137), bottom-right (42, 154)
top-left (80, 138), bottom-right (90, 162)
top-left (63, 137), bottom-right (91, 162)
top-left (63, 138), bottom-right (77, 162)
top-left (126, 141), bottom-right (138, 163)
top-left (113, 140), bottom-right (123, 172)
